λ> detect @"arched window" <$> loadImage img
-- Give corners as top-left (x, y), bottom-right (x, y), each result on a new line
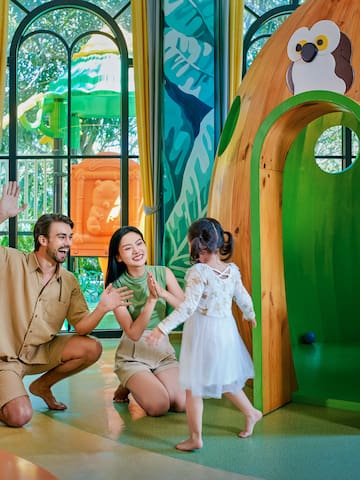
top-left (243, 1), bottom-right (303, 75)
top-left (1, 0), bottom-right (139, 336)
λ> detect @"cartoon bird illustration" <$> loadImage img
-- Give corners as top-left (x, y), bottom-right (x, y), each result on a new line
top-left (286, 19), bottom-right (353, 95)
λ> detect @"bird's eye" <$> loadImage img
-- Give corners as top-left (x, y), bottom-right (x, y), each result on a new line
top-left (295, 40), bottom-right (306, 53)
top-left (315, 35), bottom-right (328, 51)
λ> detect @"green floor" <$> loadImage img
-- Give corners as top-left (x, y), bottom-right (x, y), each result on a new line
top-left (292, 342), bottom-right (360, 410)
top-left (0, 339), bottom-right (360, 480)
top-left (2, 338), bottom-right (359, 480)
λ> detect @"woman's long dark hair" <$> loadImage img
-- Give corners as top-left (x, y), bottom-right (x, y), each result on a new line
top-left (105, 226), bottom-right (145, 287)
top-left (188, 217), bottom-right (233, 263)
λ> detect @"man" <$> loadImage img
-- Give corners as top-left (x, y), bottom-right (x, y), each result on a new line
top-left (0, 181), bottom-right (132, 427)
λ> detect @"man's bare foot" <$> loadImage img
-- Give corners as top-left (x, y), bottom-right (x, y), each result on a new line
top-left (128, 393), bottom-right (147, 420)
top-left (175, 438), bottom-right (203, 451)
top-left (238, 409), bottom-right (262, 438)
top-left (29, 381), bottom-right (67, 410)
top-left (113, 384), bottom-right (130, 403)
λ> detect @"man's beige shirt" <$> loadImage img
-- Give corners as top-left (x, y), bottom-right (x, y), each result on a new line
top-left (0, 247), bottom-right (89, 364)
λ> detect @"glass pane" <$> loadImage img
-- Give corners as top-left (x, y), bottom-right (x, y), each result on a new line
top-left (245, 1), bottom-right (286, 16)
top-left (17, 0), bottom-right (48, 9)
top-left (315, 157), bottom-right (343, 174)
top-left (0, 69), bottom-right (9, 154)
top-left (315, 126), bottom-right (359, 173)
top-left (352, 130), bottom-right (360, 157)
top-left (0, 161), bottom-right (8, 183)
top-left (92, 0), bottom-right (131, 18)
top-left (245, 1), bottom-right (306, 18)
top-left (0, 162), bottom-right (9, 244)
top-left (18, 158), bottom-right (53, 219)
top-left (8, 4), bottom-right (27, 54)
top-left (128, 66), bottom-right (138, 156)
top-left (115, 10), bottom-right (133, 63)
top-left (315, 126), bottom-right (342, 157)
top-left (257, 14), bottom-right (290, 36)
top-left (69, 33), bottom-right (121, 155)
top-left (17, 34), bottom-right (68, 155)
top-left (72, 256), bottom-right (119, 331)
top-left (28, 8), bottom-right (106, 45)
top-left (246, 38), bottom-right (269, 69)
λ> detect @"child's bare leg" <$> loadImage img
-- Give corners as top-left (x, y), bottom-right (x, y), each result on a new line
top-left (176, 390), bottom-right (203, 451)
top-left (224, 390), bottom-right (262, 438)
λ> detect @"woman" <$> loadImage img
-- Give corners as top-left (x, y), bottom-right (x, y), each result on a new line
top-left (105, 226), bottom-right (185, 418)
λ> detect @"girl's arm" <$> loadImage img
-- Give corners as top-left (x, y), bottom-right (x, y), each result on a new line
top-left (147, 266), bottom-right (203, 344)
top-left (233, 266), bottom-right (257, 327)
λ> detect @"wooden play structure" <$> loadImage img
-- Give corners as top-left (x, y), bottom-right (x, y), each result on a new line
top-left (208, 0), bottom-right (360, 414)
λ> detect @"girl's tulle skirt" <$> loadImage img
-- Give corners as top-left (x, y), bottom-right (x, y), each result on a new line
top-left (178, 312), bottom-right (254, 398)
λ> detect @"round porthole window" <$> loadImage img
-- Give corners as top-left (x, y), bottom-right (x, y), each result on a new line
top-left (314, 126), bottom-right (359, 173)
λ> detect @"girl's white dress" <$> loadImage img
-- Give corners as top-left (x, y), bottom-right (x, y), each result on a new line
top-left (158, 262), bottom-right (255, 398)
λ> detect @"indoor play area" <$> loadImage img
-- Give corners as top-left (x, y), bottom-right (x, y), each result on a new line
top-left (0, 1), bottom-right (359, 479)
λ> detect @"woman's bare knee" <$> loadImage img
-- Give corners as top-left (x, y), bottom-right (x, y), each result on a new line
top-left (144, 396), bottom-right (170, 416)
top-left (127, 372), bottom-right (172, 416)
top-left (2, 397), bottom-right (33, 427)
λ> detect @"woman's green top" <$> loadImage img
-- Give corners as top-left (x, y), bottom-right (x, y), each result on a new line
top-left (112, 265), bottom-right (167, 330)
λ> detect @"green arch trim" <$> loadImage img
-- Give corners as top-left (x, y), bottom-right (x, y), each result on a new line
top-left (249, 91), bottom-right (360, 410)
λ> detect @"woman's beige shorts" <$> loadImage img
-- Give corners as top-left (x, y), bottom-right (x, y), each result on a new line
top-left (114, 331), bottom-right (179, 386)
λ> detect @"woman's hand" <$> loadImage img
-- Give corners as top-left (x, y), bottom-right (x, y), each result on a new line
top-left (147, 271), bottom-right (160, 299)
top-left (146, 326), bottom-right (165, 346)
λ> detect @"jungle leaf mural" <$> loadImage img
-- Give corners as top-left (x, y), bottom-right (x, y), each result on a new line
top-left (163, 110), bottom-right (214, 285)
top-left (162, 0), bottom-right (215, 280)
top-left (164, 30), bottom-right (214, 107)
top-left (164, 0), bottom-right (214, 42)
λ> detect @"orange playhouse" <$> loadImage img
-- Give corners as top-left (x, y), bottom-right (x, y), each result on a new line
top-left (70, 154), bottom-right (143, 258)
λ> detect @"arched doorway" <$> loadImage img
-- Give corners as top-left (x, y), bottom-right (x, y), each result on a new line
top-left (251, 91), bottom-right (360, 413)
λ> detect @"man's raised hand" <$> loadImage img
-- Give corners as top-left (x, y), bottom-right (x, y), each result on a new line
top-left (0, 182), bottom-right (28, 222)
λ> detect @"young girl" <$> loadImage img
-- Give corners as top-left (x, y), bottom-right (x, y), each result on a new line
top-left (105, 226), bottom-right (186, 419)
top-left (147, 217), bottom-right (262, 450)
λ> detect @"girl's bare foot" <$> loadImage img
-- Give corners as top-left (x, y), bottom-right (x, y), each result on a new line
top-left (238, 409), bottom-right (262, 438)
top-left (128, 393), bottom-right (147, 420)
top-left (175, 438), bottom-right (203, 451)
top-left (113, 384), bottom-right (130, 403)
top-left (29, 381), bottom-right (67, 410)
